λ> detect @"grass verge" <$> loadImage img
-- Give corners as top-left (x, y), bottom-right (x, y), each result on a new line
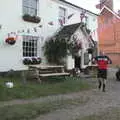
top-left (0, 76), bottom-right (92, 101)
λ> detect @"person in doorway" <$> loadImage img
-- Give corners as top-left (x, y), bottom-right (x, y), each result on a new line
top-left (92, 51), bottom-right (112, 92)
top-left (74, 56), bottom-right (81, 76)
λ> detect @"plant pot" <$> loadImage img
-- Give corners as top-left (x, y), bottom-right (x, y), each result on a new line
top-left (22, 14), bottom-right (41, 23)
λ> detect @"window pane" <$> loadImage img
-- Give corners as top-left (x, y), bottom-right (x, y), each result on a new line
top-left (23, 0), bottom-right (29, 7)
top-left (23, 36), bottom-right (38, 57)
top-left (23, 0), bottom-right (37, 16)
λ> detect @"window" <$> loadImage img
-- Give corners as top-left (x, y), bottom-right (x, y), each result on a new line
top-left (23, 36), bottom-right (38, 57)
top-left (23, 0), bottom-right (38, 16)
top-left (59, 7), bottom-right (66, 24)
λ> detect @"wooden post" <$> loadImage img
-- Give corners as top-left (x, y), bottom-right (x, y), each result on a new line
top-left (21, 70), bottom-right (27, 85)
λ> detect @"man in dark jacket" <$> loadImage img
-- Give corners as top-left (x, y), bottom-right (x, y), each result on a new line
top-left (93, 52), bottom-right (112, 92)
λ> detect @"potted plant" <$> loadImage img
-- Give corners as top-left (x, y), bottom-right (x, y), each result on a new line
top-left (5, 37), bottom-right (16, 45)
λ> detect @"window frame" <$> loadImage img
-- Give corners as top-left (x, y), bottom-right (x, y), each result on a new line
top-left (23, 35), bottom-right (39, 57)
top-left (23, 0), bottom-right (38, 16)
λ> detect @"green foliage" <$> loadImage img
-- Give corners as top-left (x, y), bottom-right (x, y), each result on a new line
top-left (0, 76), bottom-right (91, 101)
top-left (43, 22), bottom-right (92, 65)
top-left (0, 97), bottom-right (89, 120)
top-left (43, 37), bottom-right (83, 65)
top-left (43, 38), bottom-right (68, 64)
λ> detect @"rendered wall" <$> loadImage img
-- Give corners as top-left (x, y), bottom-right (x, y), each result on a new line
top-left (0, 0), bottom-right (98, 72)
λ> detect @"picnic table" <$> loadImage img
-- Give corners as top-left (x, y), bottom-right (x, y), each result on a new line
top-left (28, 65), bottom-right (70, 83)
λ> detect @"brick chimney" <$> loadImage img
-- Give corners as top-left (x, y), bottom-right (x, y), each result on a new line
top-left (100, 0), bottom-right (113, 10)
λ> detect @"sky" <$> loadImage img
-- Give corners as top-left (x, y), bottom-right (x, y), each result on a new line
top-left (66, 0), bottom-right (120, 14)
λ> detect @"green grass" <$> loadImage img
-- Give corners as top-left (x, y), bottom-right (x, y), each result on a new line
top-left (76, 107), bottom-right (120, 120)
top-left (0, 97), bottom-right (89, 120)
top-left (0, 76), bottom-right (92, 101)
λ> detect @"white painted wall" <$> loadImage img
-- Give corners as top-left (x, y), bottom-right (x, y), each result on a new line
top-left (71, 27), bottom-right (91, 69)
top-left (0, 0), bottom-right (98, 72)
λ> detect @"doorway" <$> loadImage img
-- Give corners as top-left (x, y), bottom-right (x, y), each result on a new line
top-left (75, 56), bottom-right (81, 71)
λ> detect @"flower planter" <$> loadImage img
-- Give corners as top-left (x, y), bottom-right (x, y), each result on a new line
top-left (23, 58), bottom-right (32, 65)
top-left (22, 14), bottom-right (41, 23)
top-left (23, 57), bottom-right (41, 65)
top-left (5, 37), bottom-right (16, 45)
top-left (37, 57), bottom-right (42, 64)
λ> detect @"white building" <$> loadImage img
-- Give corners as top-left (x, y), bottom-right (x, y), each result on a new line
top-left (0, 0), bottom-right (98, 72)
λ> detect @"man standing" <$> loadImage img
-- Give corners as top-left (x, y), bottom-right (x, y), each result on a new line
top-left (93, 52), bottom-right (112, 92)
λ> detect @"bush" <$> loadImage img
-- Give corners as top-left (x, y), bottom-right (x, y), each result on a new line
top-left (43, 38), bottom-right (68, 65)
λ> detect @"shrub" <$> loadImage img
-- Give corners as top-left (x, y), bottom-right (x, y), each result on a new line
top-left (43, 38), bottom-right (68, 65)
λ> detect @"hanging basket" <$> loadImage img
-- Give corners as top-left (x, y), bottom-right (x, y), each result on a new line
top-left (5, 37), bottom-right (16, 45)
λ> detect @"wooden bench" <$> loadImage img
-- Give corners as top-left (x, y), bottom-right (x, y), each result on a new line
top-left (28, 65), bottom-right (70, 83)
top-left (39, 73), bottom-right (70, 77)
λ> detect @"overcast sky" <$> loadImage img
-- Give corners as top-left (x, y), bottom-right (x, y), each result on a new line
top-left (66, 0), bottom-right (120, 14)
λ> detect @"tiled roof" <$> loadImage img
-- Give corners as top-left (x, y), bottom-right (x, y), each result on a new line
top-left (54, 22), bottom-right (96, 48)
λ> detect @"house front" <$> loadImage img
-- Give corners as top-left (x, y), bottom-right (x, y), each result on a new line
top-left (0, 0), bottom-right (98, 72)
top-left (98, 5), bottom-right (120, 65)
